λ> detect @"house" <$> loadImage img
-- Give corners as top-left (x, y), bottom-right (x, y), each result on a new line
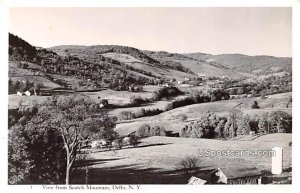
top-left (17, 91), bottom-right (23, 96)
top-left (25, 91), bottom-right (31, 96)
top-left (210, 167), bottom-right (262, 184)
top-left (188, 176), bottom-right (207, 185)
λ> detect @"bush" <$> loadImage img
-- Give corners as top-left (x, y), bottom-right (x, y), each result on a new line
top-left (152, 86), bottom-right (182, 101)
top-left (149, 125), bottom-right (166, 136)
top-left (178, 114), bottom-right (188, 122)
top-left (178, 155), bottom-right (199, 174)
top-left (130, 96), bottom-right (147, 105)
top-left (119, 111), bottom-right (136, 120)
top-left (251, 101), bottom-right (260, 109)
top-left (135, 124), bottom-right (151, 137)
top-left (135, 124), bottom-right (166, 138)
top-left (112, 139), bottom-right (123, 149)
top-left (128, 135), bottom-right (139, 147)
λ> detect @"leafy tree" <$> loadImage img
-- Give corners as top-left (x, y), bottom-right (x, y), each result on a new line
top-left (136, 124), bottom-right (166, 137)
top-left (270, 111), bottom-right (290, 133)
top-left (8, 95), bottom-right (117, 184)
top-left (8, 125), bottom-right (34, 184)
top-left (128, 135), bottom-right (139, 147)
top-left (251, 101), bottom-right (260, 109)
top-left (258, 113), bottom-right (270, 134)
top-left (227, 109), bottom-right (241, 138)
top-left (214, 119), bottom-right (226, 138)
top-left (236, 114), bottom-right (251, 135)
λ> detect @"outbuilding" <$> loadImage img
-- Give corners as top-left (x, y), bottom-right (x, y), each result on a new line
top-left (188, 176), bottom-right (207, 185)
top-left (210, 167), bottom-right (262, 184)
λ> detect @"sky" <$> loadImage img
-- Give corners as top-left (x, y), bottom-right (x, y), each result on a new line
top-left (9, 7), bottom-right (292, 57)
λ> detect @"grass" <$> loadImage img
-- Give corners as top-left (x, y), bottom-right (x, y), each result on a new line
top-left (172, 58), bottom-right (249, 78)
top-left (8, 95), bottom-right (50, 109)
top-left (102, 52), bottom-right (196, 80)
top-left (114, 92), bottom-right (292, 136)
top-left (74, 133), bottom-right (291, 184)
top-left (9, 62), bottom-right (62, 89)
top-left (82, 87), bottom-right (155, 106)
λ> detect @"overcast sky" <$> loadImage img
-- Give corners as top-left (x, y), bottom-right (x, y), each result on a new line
top-left (9, 7), bottom-right (292, 57)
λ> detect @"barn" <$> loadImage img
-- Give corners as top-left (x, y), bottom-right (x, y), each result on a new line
top-left (210, 167), bottom-right (262, 184)
top-left (188, 176), bottom-right (207, 185)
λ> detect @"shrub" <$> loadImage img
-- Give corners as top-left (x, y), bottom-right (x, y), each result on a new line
top-left (129, 135), bottom-right (139, 147)
top-left (112, 139), bottom-right (123, 149)
top-left (149, 126), bottom-right (166, 136)
top-left (178, 155), bottom-right (199, 174)
top-left (119, 111), bottom-right (135, 120)
top-left (178, 114), bottom-right (188, 122)
top-left (135, 124), bottom-right (151, 137)
top-left (152, 86), bottom-right (182, 101)
top-left (251, 101), bottom-right (260, 109)
top-left (135, 124), bottom-right (166, 138)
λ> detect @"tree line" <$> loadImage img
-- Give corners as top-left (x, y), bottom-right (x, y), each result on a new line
top-left (179, 110), bottom-right (292, 139)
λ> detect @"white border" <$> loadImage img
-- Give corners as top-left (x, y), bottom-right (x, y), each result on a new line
top-left (1, 1), bottom-right (299, 193)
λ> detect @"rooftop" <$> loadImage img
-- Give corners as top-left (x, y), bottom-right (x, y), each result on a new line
top-left (213, 167), bottom-right (261, 179)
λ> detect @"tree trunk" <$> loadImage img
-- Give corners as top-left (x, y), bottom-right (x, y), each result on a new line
top-left (65, 145), bottom-right (71, 185)
top-left (66, 164), bottom-right (71, 185)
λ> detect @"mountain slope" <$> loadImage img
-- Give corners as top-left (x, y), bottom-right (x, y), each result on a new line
top-left (186, 53), bottom-right (292, 75)
top-left (144, 51), bottom-right (251, 78)
top-left (50, 45), bottom-right (198, 80)
top-left (8, 33), bottom-right (157, 91)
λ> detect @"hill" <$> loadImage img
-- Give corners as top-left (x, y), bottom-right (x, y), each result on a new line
top-left (50, 45), bottom-right (255, 80)
top-left (50, 45), bottom-right (198, 80)
top-left (114, 92), bottom-right (292, 136)
top-left (8, 33), bottom-right (160, 92)
top-left (144, 51), bottom-right (251, 78)
top-left (186, 53), bottom-right (292, 75)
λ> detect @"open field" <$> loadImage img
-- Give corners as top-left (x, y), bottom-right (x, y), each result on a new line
top-left (172, 59), bottom-right (250, 78)
top-left (9, 62), bottom-right (63, 89)
top-left (72, 133), bottom-right (292, 184)
top-left (114, 92), bottom-right (292, 136)
top-left (81, 87), bottom-right (156, 106)
top-left (8, 85), bottom-right (160, 109)
top-left (102, 52), bottom-right (197, 80)
top-left (8, 94), bottom-right (50, 109)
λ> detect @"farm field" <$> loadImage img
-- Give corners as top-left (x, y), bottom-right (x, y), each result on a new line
top-left (8, 94), bottom-right (50, 109)
top-left (81, 86), bottom-right (157, 106)
top-left (114, 92), bottom-right (292, 136)
top-left (72, 133), bottom-right (292, 184)
top-left (172, 59), bottom-right (249, 78)
top-left (102, 52), bottom-right (197, 80)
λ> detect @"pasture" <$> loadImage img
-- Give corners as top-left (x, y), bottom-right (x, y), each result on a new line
top-left (72, 133), bottom-right (292, 184)
top-left (114, 92), bottom-right (292, 136)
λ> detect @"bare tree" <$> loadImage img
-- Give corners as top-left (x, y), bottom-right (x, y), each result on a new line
top-left (178, 155), bottom-right (199, 174)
